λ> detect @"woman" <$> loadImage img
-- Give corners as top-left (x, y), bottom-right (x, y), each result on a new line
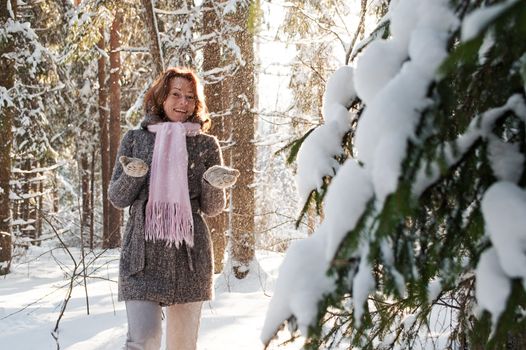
top-left (109, 67), bottom-right (239, 350)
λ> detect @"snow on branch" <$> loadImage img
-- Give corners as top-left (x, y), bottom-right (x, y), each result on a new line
top-left (0, 86), bottom-right (14, 109)
top-left (1, 18), bottom-right (49, 78)
top-left (461, 0), bottom-right (519, 42)
top-left (12, 162), bottom-right (64, 174)
top-left (412, 94), bottom-right (526, 196)
top-left (354, 0), bottom-right (458, 204)
top-left (478, 159), bottom-right (526, 329)
top-left (295, 66), bottom-right (356, 205)
top-left (262, 0), bottom-right (463, 345)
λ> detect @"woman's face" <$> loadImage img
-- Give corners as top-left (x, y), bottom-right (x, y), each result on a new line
top-left (162, 77), bottom-right (196, 122)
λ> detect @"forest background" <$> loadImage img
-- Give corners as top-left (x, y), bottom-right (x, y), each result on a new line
top-left (0, 0), bottom-right (352, 276)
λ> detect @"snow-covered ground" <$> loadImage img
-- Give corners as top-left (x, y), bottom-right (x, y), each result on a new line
top-left (0, 245), bottom-right (302, 350)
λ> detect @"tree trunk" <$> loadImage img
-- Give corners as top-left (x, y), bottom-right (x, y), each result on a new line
top-left (141, 0), bottom-right (164, 77)
top-left (0, 0), bottom-right (17, 275)
top-left (106, 9), bottom-right (123, 249)
top-left (98, 26), bottom-right (110, 247)
top-left (31, 161), bottom-right (41, 245)
top-left (90, 148), bottom-right (95, 249)
top-left (229, 2), bottom-right (257, 279)
top-left (80, 152), bottom-right (90, 243)
top-left (52, 171), bottom-right (59, 213)
top-left (37, 166), bottom-right (43, 243)
top-left (203, 0), bottom-right (229, 273)
top-left (22, 159), bottom-right (37, 243)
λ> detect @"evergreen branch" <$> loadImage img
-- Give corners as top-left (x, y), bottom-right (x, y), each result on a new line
top-left (274, 126), bottom-right (316, 164)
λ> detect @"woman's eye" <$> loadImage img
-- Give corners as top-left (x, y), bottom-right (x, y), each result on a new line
top-left (187, 96), bottom-right (195, 101)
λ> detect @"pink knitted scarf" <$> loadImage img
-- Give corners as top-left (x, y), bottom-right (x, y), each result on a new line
top-left (145, 122), bottom-right (201, 247)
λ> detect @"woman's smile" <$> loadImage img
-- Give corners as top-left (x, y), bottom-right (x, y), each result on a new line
top-left (163, 77), bottom-right (196, 122)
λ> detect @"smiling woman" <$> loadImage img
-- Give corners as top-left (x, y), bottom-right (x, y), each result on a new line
top-left (108, 66), bottom-right (240, 350)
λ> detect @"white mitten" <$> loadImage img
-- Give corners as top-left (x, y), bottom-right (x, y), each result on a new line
top-left (119, 156), bottom-right (149, 178)
top-left (203, 165), bottom-right (240, 189)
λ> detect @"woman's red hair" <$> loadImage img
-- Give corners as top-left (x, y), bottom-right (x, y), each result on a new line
top-left (144, 67), bottom-right (211, 131)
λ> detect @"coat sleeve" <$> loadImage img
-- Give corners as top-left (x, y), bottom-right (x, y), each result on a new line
top-left (200, 136), bottom-right (226, 217)
top-left (108, 130), bottom-right (148, 209)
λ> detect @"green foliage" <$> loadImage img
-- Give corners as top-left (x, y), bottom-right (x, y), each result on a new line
top-left (275, 126), bottom-right (316, 165)
top-left (60, 2), bottom-right (112, 64)
top-left (287, 1), bottom-right (526, 349)
top-left (280, 122), bottom-right (357, 229)
top-left (294, 183), bottom-right (328, 229)
top-left (247, 0), bottom-right (263, 34)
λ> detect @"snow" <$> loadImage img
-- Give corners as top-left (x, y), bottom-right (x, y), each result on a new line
top-left (6, 0), bottom-right (14, 19)
top-left (481, 182), bottom-right (526, 280)
top-left (226, 38), bottom-right (243, 66)
top-left (354, 0), bottom-right (457, 203)
top-left (11, 219), bottom-right (36, 225)
top-left (260, 230), bottom-right (336, 344)
top-left (223, 0), bottom-right (242, 15)
top-left (295, 123), bottom-right (342, 203)
top-left (461, 0), bottom-right (519, 42)
top-left (323, 159), bottom-right (373, 260)
top-left (5, 18), bottom-right (38, 40)
top-left (352, 244), bottom-right (375, 327)
top-left (354, 40), bottom-right (406, 105)
top-left (322, 66), bottom-right (356, 115)
top-left (478, 29), bottom-right (495, 65)
top-left (0, 247), bottom-right (295, 350)
top-left (2, 17), bottom-right (47, 78)
top-left (427, 278), bottom-right (442, 303)
top-left (0, 86), bottom-right (14, 108)
top-left (295, 66), bottom-right (357, 205)
top-left (401, 313), bottom-right (417, 330)
top-left (412, 94), bottom-right (526, 196)
top-left (475, 248), bottom-right (511, 326)
top-left (388, 0), bottom-right (420, 50)
top-left (487, 138), bottom-right (524, 183)
top-left (79, 80), bottom-right (92, 104)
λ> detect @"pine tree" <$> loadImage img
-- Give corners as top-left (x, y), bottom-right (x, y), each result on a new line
top-left (4, 0), bottom-right (64, 250)
top-left (263, 0), bottom-right (526, 349)
top-left (0, 0), bottom-right (17, 275)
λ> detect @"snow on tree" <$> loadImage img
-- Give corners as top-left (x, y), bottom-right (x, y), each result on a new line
top-left (262, 0), bottom-right (526, 349)
top-left (1, 0), bottom-right (68, 250)
top-left (0, 0), bottom-right (17, 275)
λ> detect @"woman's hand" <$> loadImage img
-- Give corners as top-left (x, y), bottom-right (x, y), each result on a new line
top-left (119, 156), bottom-right (149, 178)
top-left (203, 165), bottom-right (240, 189)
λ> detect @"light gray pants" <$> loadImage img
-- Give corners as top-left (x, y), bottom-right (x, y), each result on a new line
top-left (124, 300), bottom-right (203, 350)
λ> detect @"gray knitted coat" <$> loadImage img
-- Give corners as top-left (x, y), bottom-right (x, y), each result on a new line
top-left (108, 114), bottom-right (225, 305)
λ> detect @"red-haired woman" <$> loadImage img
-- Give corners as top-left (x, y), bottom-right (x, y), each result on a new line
top-left (109, 67), bottom-right (239, 350)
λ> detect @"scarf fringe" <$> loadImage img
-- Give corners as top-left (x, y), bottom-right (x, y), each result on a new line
top-left (145, 202), bottom-right (194, 248)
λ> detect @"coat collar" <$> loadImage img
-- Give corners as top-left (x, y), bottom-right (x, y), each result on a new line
top-left (140, 114), bottom-right (164, 130)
